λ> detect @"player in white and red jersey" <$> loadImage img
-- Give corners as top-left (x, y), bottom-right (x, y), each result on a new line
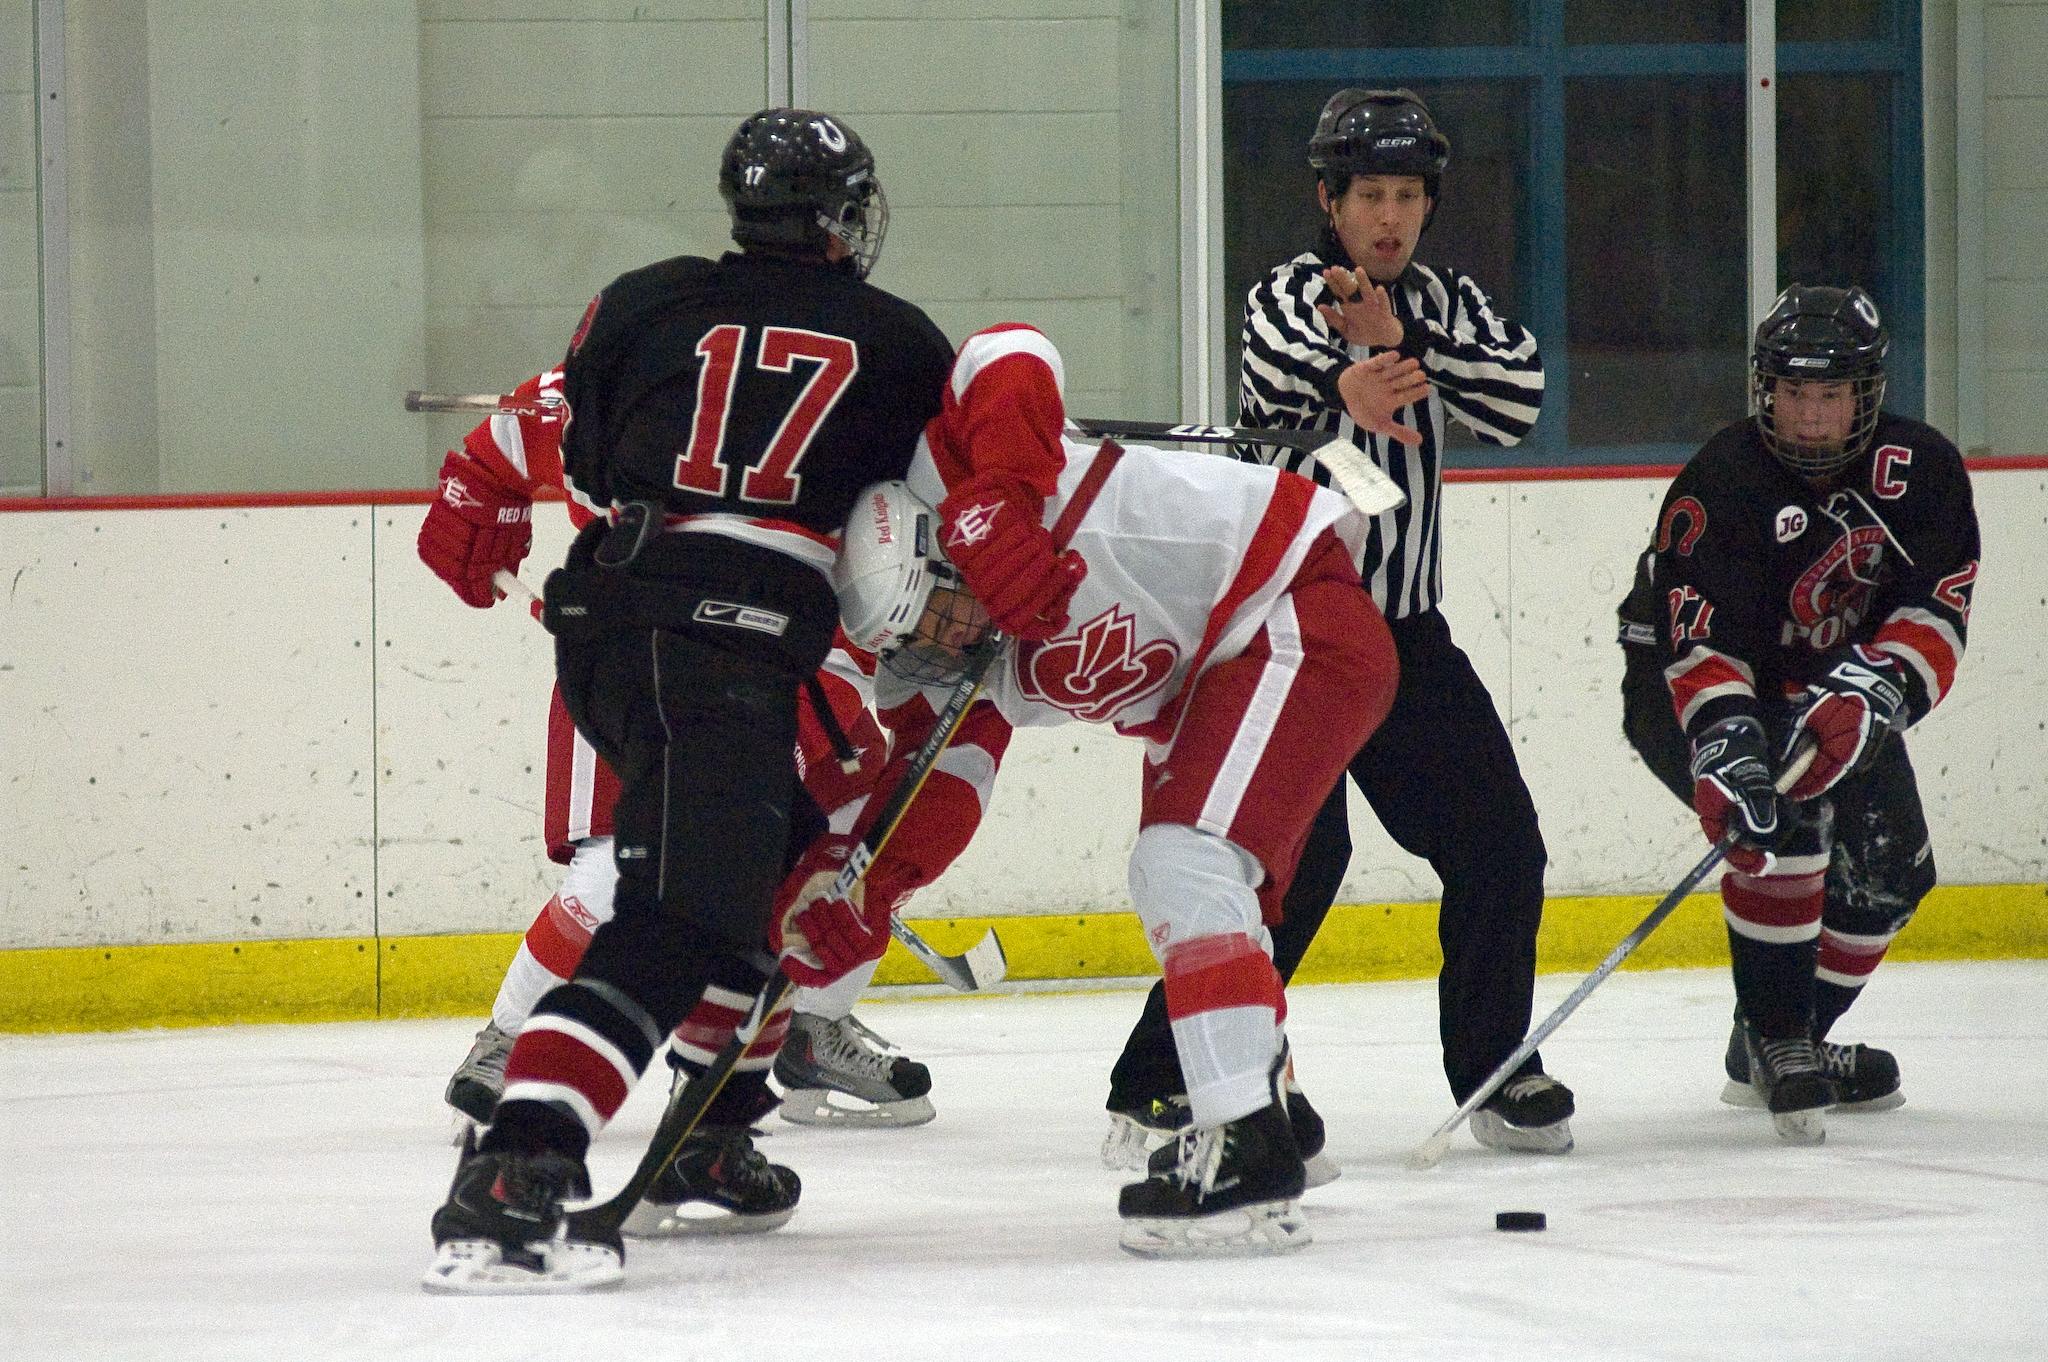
top-left (773, 323), bottom-right (1405, 1258)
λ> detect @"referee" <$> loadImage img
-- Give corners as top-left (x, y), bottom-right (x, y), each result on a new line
top-left (1105, 88), bottom-right (1573, 1158)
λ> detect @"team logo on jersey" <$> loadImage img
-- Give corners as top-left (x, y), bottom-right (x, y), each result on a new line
top-left (1015, 606), bottom-right (1179, 723)
top-left (944, 500), bottom-right (1002, 549)
top-left (1785, 523), bottom-right (1887, 649)
top-left (1774, 505), bottom-right (1808, 543)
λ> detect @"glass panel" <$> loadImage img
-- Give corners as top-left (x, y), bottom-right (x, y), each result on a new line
top-left (1777, 74), bottom-right (1889, 301)
top-left (1564, 75), bottom-right (1748, 450)
top-left (2, 0), bottom-right (37, 495)
top-left (1223, 80), bottom-right (1529, 440)
top-left (1563, 1), bottom-right (1740, 46)
top-left (1779, 0), bottom-right (1883, 44)
top-left (1224, 2), bottom-right (1518, 51)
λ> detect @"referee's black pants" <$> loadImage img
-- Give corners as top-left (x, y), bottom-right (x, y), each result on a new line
top-left (1109, 607), bottom-right (1550, 1108)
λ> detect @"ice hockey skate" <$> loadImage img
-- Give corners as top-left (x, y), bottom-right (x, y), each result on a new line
top-left (772, 1012), bottom-right (935, 1128)
top-left (1738, 1025), bottom-right (1837, 1144)
top-left (443, 1020), bottom-right (516, 1126)
top-left (1132, 1087), bottom-right (1340, 1190)
top-left (1721, 1013), bottom-right (1904, 1112)
top-left (422, 1136), bottom-right (623, 1294)
top-left (1101, 1091), bottom-right (1192, 1171)
top-left (1118, 1101), bottom-right (1310, 1259)
top-left (1470, 1072), bottom-right (1575, 1154)
top-left (621, 1125), bottom-right (801, 1236)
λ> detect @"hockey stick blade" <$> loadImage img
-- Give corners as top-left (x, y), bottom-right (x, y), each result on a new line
top-left (1405, 741), bottom-right (1819, 1171)
top-left (1306, 437), bottom-right (1406, 516)
top-left (406, 389), bottom-right (563, 418)
top-left (1068, 420), bottom-right (1405, 516)
top-left (889, 913), bottom-right (1008, 991)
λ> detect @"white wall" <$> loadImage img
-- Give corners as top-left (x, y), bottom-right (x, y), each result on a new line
top-left (4, 468), bottom-right (2044, 951)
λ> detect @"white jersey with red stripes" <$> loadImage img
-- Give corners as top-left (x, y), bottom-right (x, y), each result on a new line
top-left (896, 323), bottom-right (1370, 746)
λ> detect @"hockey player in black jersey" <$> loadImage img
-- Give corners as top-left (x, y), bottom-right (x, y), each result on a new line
top-left (1105, 87), bottom-right (1571, 1167)
top-left (425, 108), bottom-right (954, 1293)
top-left (1618, 284), bottom-right (1980, 1144)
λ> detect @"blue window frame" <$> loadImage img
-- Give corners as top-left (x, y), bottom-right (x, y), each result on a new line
top-left (1221, 1), bottom-right (1922, 467)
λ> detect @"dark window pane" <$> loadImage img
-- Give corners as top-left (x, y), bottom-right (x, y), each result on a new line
top-left (1563, 1), bottom-right (1740, 45)
top-left (1778, 74), bottom-right (1889, 301)
top-left (1564, 76), bottom-right (1749, 449)
top-left (1224, 2), bottom-right (1518, 50)
top-left (1779, 0), bottom-right (1883, 43)
top-left (1223, 80), bottom-right (1529, 441)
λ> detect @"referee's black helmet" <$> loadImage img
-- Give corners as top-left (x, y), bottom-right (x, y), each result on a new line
top-left (1308, 88), bottom-right (1449, 227)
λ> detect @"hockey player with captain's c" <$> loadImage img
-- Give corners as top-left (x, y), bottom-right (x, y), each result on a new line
top-left (1618, 283), bottom-right (1981, 1145)
top-left (422, 106), bottom-right (957, 1294)
top-left (773, 322), bottom-right (1404, 1258)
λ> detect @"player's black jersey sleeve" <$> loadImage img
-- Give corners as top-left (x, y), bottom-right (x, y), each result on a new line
top-left (558, 251), bottom-right (953, 540)
top-left (1621, 414), bottom-right (1979, 741)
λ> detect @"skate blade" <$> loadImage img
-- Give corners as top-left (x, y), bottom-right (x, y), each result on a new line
top-left (1771, 1108), bottom-right (1828, 1145)
top-left (1727, 1079), bottom-right (1904, 1114)
top-left (621, 1199), bottom-right (796, 1238)
top-left (1119, 1198), bottom-right (1311, 1259)
top-left (420, 1238), bottom-right (622, 1295)
top-left (1099, 1113), bottom-right (1177, 1171)
top-left (1469, 1109), bottom-right (1574, 1155)
top-left (1720, 1078), bottom-right (1768, 1110)
top-left (1302, 1151), bottom-right (1342, 1190)
top-left (1835, 1090), bottom-right (1905, 1113)
top-left (777, 1089), bottom-right (936, 1129)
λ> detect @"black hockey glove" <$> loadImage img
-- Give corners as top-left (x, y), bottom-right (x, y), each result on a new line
top-left (1689, 716), bottom-right (1786, 875)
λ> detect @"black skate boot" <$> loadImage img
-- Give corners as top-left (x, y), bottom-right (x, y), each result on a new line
top-left (1740, 1024), bottom-right (1837, 1145)
top-left (1118, 1101), bottom-right (1310, 1258)
top-left (422, 1135), bottom-right (622, 1294)
top-left (622, 1126), bottom-right (802, 1237)
top-left (444, 1020), bottom-right (516, 1126)
top-left (773, 1012), bottom-right (936, 1128)
top-left (1470, 1072), bottom-right (1575, 1154)
top-left (1142, 1085), bottom-right (1338, 1189)
top-left (1722, 1010), bottom-right (1903, 1112)
top-left (1102, 1089), bottom-right (1192, 1171)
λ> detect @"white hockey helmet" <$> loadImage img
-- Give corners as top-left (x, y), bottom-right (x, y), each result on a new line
top-left (836, 480), bottom-right (994, 684)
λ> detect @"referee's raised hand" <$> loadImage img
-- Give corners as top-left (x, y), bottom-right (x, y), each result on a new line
top-left (1337, 350), bottom-right (1430, 447)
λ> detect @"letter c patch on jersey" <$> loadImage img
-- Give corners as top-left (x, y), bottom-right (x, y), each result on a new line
top-left (1873, 444), bottom-right (1912, 500)
top-left (1655, 495), bottom-right (1707, 556)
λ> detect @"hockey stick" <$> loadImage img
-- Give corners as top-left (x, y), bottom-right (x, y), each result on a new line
top-left (1068, 418), bottom-right (1407, 518)
top-left (408, 389), bottom-right (562, 418)
top-left (1405, 741), bottom-right (1819, 1172)
top-left (489, 570), bottom-right (1002, 989)
top-left (564, 632), bottom-right (1007, 1241)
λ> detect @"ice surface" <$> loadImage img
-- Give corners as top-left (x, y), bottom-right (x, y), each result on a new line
top-left (6, 961), bottom-right (2044, 1361)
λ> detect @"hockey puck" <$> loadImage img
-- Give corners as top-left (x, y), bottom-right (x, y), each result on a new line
top-left (1495, 1211), bottom-right (1546, 1232)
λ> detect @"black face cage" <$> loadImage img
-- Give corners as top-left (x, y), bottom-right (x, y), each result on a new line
top-left (1752, 367), bottom-right (1887, 479)
top-left (821, 183), bottom-right (888, 280)
top-left (879, 565), bottom-right (992, 687)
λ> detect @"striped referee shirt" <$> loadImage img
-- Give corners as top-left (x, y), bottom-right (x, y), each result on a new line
top-left (1239, 250), bottom-right (1543, 619)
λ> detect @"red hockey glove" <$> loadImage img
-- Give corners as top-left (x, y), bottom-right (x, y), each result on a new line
top-left (417, 449), bottom-right (533, 608)
top-left (1784, 645), bottom-right (1908, 799)
top-left (770, 835), bottom-right (910, 986)
top-left (1689, 716), bottom-right (1786, 875)
top-left (936, 473), bottom-right (1086, 640)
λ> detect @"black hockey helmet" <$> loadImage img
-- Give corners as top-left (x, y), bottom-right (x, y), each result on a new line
top-left (1750, 284), bottom-right (1889, 478)
top-left (719, 108), bottom-right (888, 279)
top-left (1308, 88), bottom-right (1449, 227)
